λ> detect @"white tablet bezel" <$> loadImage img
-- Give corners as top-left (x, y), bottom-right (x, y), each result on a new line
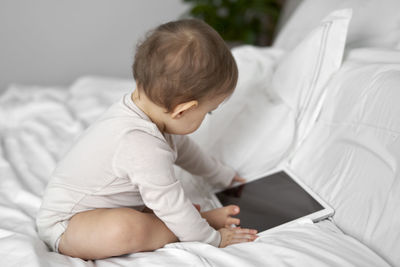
top-left (208, 163), bottom-right (335, 235)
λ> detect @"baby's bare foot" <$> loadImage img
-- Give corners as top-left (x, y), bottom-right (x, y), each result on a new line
top-left (201, 205), bottom-right (240, 229)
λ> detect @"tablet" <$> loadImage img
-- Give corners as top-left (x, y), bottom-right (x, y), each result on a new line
top-left (209, 168), bottom-right (334, 234)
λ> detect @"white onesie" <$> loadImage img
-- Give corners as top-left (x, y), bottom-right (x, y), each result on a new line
top-left (36, 91), bottom-right (235, 252)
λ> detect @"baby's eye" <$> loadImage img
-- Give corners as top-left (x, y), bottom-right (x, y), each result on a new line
top-left (208, 111), bottom-right (213, 115)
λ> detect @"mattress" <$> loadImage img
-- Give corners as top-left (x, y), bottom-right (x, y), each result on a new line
top-left (0, 69), bottom-right (390, 266)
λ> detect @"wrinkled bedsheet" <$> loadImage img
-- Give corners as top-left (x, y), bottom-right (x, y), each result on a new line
top-left (0, 47), bottom-right (391, 267)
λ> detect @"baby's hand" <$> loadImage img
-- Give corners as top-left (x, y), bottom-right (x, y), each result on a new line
top-left (218, 227), bottom-right (258, 247)
top-left (229, 174), bottom-right (246, 187)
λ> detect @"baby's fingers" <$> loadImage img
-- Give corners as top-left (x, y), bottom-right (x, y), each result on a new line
top-left (231, 228), bottom-right (258, 243)
top-left (233, 227), bottom-right (258, 235)
top-left (230, 236), bottom-right (257, 244)
top-left (230, 233), bottom-right (258, 244)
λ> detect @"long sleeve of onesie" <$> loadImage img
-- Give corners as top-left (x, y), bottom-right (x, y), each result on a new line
top-left (171, 135), bottom-right (236, 187)
top-left (171, 134), bottom-right (236, 188)
top-left (112, 130), bottom-right (221, 247)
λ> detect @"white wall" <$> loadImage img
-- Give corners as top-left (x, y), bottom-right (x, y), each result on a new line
top-left (0, 0), bottom-right (189, 91)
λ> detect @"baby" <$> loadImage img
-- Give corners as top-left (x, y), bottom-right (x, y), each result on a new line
top-left (36, 19), bottom-right (258, 260)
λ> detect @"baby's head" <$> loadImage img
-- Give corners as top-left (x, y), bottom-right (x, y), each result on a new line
top-left (132, 19), bottom-right (238, 135)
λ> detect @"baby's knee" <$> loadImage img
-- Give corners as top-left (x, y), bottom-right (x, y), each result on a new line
top-left (107, 209), bottom-right (150, 251)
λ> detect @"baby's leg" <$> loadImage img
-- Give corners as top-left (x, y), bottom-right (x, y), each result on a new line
top-left (58, 207), bottom-right (177, 260)
top-left (142, 204), bottom-right (240, 230)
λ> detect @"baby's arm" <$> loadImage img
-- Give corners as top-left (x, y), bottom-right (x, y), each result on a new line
top-left (113, 131), bottom-right (221, 246)
top-left (171, 134), bottom-right (236, 188)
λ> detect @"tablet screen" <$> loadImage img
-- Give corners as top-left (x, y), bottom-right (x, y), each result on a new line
top-left (215, 171), bottom-right (324, 232)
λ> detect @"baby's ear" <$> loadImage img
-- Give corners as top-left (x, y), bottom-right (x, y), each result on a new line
top-left (171, 100), bottom-right (198, 119)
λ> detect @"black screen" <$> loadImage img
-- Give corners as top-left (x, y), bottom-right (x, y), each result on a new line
top-left (215, 171), bottom-right (324, 232)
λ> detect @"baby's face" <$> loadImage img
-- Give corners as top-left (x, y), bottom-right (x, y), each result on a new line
top-left (164, 93), bottom-right (230, 135)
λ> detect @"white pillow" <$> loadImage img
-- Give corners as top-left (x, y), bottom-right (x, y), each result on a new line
top-left (270, 9), bottom-right (352, 156)
top-left (189, 45), bottom-right (291, 180)
top-left (288, 47), bottom-right (400, 266)
top-left (189, 9), bottom-right (352, 180)
top-left (274, 0), bottom-right (400, 50)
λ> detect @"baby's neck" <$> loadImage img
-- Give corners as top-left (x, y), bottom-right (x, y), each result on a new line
top-left (131, 89), bottom-right (166, 134)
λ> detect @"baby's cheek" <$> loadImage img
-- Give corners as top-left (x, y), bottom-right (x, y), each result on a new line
top-left (186, 118), bottom-right (202, 134)
top-left (197, 114), bottom-right (208, 128)
top-left (187, 122), bottom-right (200, 134)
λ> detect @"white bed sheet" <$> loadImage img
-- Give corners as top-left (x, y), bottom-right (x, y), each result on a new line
top-left (0, 54), bottom-right (390, 266)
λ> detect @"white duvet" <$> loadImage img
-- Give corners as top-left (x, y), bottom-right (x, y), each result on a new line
top-left (0, 47), bottom-right (391, 266)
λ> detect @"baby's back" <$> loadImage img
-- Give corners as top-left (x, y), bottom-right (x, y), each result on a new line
top-left (36, 93), bottom-right (165, 250)
top-left (50, 94), bottom-right (156, 189)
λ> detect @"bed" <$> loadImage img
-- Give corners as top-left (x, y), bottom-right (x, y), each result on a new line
top-left (1, 1), bottom-right (400, 266)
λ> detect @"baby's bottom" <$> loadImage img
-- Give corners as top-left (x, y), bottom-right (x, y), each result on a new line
top-left (58, 205), bottom-right (240, 260)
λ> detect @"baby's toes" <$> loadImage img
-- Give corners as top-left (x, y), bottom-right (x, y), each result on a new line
top-left (225, 217), bottom-right (240, 227)
top-left (225, 205), bottom-right (240, 216)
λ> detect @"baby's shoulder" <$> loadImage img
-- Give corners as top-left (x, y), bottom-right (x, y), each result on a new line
top-left (118, 129), bottom-right (170, 152)
top-left (114, 130), bottom-right (177, 170)
top-left (96, 106), bottom-right (162, 141)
